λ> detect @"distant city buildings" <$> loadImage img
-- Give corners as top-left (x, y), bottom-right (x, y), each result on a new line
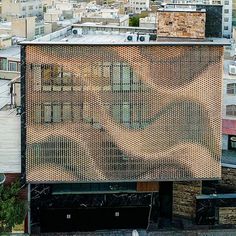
top-left (128, 0), bottom-right (150, 13)
top-left (1, 0), bottom-right (43, 20)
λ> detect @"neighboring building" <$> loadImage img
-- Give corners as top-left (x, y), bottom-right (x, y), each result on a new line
top-left (12, 17), bottom-right (52, 40)
top-left (0, 17), bottom-right (52, 40)
top-left (19, 12), bottom-right (228, 231)
top-left (157, 7), bottom-right (206, 38)
top-left (232, 0), bottom-right (236, 26)
top-left (222, 59), bottom-right (236, 151)
top-left (0, 45), bottom-right (20, 72)
top-left (0, 34), bottom-right (12, 49)
top-left (0, 78), bottom-right (21, 185)
top-left (163, 0), bottom-right (232, 38)
top-left (1, 0), bottom-right (43, 20)
top-left (139, 13), bottom-right (156, 28)
top-left (128, 0), bottom-right (150, 13)
top-left (81, 8), bottom-right (129, 26)
top-left (160, 3), bottom-right (223, 38)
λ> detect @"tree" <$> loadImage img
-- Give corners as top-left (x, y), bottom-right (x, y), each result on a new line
top-left (129, 16), bottom-right (140, 27)
top-left (129, 12), bottom-right (149, 27)
top-left (0, 180), bottom-right (27, 232)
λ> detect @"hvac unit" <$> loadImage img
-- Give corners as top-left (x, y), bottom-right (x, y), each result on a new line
top-left (72, 28), bottom-right (82, 36)
top-left (229, 65), bottom-right (236, 75)
top-left (126, 34), bottom-right (137, 42)
top-left (139, 34), bottom-right (150, 42)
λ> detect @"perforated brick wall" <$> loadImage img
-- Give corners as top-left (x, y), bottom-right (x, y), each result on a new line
top-left (23, 45), bottom-right (222, 183)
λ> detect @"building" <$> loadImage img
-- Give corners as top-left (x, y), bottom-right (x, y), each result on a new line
top-left (139, 13), bottom-right (156, 28)
top-left (222, 59), bottom-right (236, 152)
top-left (80, 8), bottom-right (129, 27)
top-left (19, 15), bottom-right (229, 232)
top-left (128, 0), bottom-right (150, 13)
top-left (11, 17), bottom-right (52, 40)
top-left (0, 45), bottom-right (20, 72)
top-left (232, 0), bottom-right (236, 26)
top-left (1, 0), bottom-right (43, 21)
top-left (163, 0), bottom-right (232, 38)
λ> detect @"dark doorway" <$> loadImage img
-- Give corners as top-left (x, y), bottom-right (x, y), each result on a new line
top-left (159, 182), bottom-right (173, 219)
top-left (40, 206), bottom-right (149, 232)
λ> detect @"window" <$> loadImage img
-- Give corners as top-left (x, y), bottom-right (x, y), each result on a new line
top-left (225, 0), bottom-right (229, 5)
top-left (40, 26), bottom-right (44, 35)
top-left (40, 64), bottom-right (73, 91)
top-left (28, 5), bottom-right (33, 10)
top-left (36, 102), bottom-right (83, 123)
top-left (22, 6), bottom-right (26, 11)
top-left (111, 102), bottom-right (149, 129)
top-left (224, 26), bottom-right (229, 30)
top-left (227, 83), bottom-right (236, 94)
top-left (0, 58), bottom-right (7, 70)
top-left (224, 9), bottom-right (229, 14)
top-left (226, 105), bottom-right (236, 116)
top-left (35, 28), bottom-right (40, 35)
top-left (8, 61), bottom-right (17, 71)
top-left (111, 63), bottom-right (144, 91)
top-left (112, 102), bottom-right (130, 127)
top-left (224, 17), bottom-right (229, 22)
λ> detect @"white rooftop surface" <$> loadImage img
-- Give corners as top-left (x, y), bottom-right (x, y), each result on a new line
top-left (0, 45), bottom-right (20, 61)
top-left (26, 25), bottom-right (230, 45)
top-left (0, 110), bottom-right (21, 173)
top-left (0, 79), bottom-right (10, 109)
top-left (0, 22), bottom-right (11, 30)
top-left (60, 33), bottom-right (129, 43)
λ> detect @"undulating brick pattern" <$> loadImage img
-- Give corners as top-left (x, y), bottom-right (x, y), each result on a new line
top-left (157, 11), bottom-right (205, 39)
top-left (24, 45), bottom-right (222, 183)
top-left (173, 181), bottom-right (202, 219)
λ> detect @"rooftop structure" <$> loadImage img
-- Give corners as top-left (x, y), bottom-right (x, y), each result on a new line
top-left (28, 24), bottom-right (228, 45)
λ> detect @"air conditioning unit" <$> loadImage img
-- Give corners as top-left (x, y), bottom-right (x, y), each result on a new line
top-left (138, 34), bottom-right (150, 42)
top-left (72, 28), bottom-right (82, 36)
top-left (126, 34), bottom-right (137, 42)
top-left (229, 65), bottom-right (236, 75)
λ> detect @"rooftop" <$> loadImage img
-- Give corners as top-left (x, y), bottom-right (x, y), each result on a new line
top-left (0, 110), bottom-right (21, 173)
top-left (0, 79), bottom-right (10, 109)
top-left (21, 24), bottom-right (230, 46)
top-left (0, 45), bottom-right (20, 60)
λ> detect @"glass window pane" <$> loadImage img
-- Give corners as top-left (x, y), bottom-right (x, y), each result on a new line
top-left (63, 103), bottom-right (72, 121)
top-left (112, 104), bottom-right (121, 123)
top-left (112, 63), bottom-right (121, 83)
top-left (122, 103), bottom-right (130, 123)
top-left (44, 103), bottom-right (51, 123)
top-left (53, 104), bottom-right (61, 122)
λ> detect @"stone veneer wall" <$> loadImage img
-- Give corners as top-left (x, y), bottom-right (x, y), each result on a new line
top-left (221, 167), bottom-right (236, 190)
top-left (219, 207), bottom-right (236, 224)
top-left (157, 11), bottom-right (205, 39)
top-left (173, 181), bottom-right (202, 219)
